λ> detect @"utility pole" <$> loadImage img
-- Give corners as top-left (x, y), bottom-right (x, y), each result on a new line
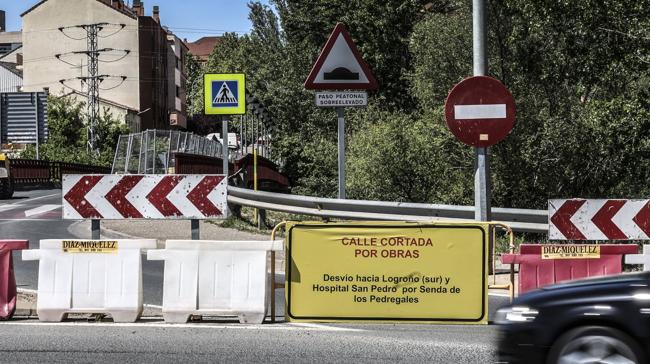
top-left (85, 23), bottom-right (102, 154)
top-left (57, 23), bottom-right (128, 155)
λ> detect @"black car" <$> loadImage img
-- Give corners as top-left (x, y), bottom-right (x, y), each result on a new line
top-left (496, 271), bottom-right (650, 364)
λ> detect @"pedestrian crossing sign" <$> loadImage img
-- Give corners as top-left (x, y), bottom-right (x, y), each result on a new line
top-left (204, 73), bottom-right (246, 115)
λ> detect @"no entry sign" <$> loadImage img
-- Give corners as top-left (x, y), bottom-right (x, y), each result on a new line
top-left (444, 76), bottom-right (515, 147)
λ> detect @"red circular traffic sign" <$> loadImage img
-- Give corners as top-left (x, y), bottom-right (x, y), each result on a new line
top-left (444, 76), bottom-right (515, 147)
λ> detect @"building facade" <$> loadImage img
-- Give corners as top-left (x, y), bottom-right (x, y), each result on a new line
top-left (21, 0), bottom-right (187, 131)
top-left (167, 34), bottom-right (188, 128)
top-left (0, 62), bottom-right (22, 92)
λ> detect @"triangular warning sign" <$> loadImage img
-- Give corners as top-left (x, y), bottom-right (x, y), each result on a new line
top-left (213, 82), bottom-right (238, 104)
top-left (304, 23), bottom-right (378, 90)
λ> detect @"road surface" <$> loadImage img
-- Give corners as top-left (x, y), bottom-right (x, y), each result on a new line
top-left (0, 188), bottom-right (508, 363)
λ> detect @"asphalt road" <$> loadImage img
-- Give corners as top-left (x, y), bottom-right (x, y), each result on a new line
top-left (1, 189), bottom-right (72, 290)
top-left (1, 188), bottom-right (508, 363)
top-left (0, 320), bottom-right (499, 363)
top-left (1, 189), bottom-right (166, 304)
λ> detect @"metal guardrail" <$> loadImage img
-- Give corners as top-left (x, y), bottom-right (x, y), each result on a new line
top-left (227, 186), bottom-right (549, 233)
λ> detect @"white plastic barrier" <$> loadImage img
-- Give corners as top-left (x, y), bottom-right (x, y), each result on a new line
top-left (148, 240), bottom-right (283, 324)
top-left (22, 239), bottom-right (156, 322)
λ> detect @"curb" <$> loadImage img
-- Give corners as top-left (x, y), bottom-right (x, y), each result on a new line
top-left (67, 220), bottom-right (139, 240)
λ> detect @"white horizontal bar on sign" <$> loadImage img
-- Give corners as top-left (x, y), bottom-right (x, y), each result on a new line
top-left (454, 104), bottom-right (506, 119)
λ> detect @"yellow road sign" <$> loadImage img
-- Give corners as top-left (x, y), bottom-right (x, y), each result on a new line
top-left (204, 74), bottom-right (246, 115)
top-left (286, 221), bottom-right (489, 324)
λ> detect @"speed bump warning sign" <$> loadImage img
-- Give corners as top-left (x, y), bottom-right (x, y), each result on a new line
top-left (285, 221), bottom-right (489, 324)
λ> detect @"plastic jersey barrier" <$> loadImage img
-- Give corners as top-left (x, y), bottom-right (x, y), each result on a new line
top-left (501, 244), bottom-right (638, 294)
top-left (0, 240), bottom-right (28, 320)
top-left (22, 239), bottom-right (156, 322)
top-left (148, 240), bottom-right (283, 324)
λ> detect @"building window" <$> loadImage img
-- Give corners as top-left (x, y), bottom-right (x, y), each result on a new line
top-left (176, 86), bottom-right (180, 97)
top-left (175, 57), bottom-right (180, 69)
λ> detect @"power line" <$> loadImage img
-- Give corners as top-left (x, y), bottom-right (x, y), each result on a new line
top-left (57, 22), bottom-right (129, 154)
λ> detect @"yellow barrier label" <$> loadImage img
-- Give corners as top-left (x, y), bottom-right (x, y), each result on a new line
top-left (62, 240), bottom-right (118, 253)
top-left (542, 245), bottom-right (600, 259)
top-left (286, 222), bottom-right (488, 324)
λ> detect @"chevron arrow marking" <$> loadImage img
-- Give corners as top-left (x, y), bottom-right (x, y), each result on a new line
top-left (187, 176), bottom-right (225, 217)
top-left (633, 201), bottom-right (650, 238)
top-left (550, 199), bottom-right (587, 240)
top-left (105, 175), bottom-right (144, 218)
top-left (63, 175), bottom-right (104, 218)
top-left (62, 174), bottom-right (227, 219)
top-left (146, 175), bottom-right (184, 217)
top-left (591, 199), bottom-right (627, 240)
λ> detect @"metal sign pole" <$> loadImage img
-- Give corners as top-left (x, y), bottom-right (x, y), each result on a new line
top-left (222, 117), bottom-right (229, 176)
top-left (336, 107), bottom-right (346, 199)
top-left (35, 92), bottom-right (40, 160)
top-left (191, 219), bottom-right (200, 240)
top-left (91, 219), bottom-right (100, 240)
top-left (473, 0), bottom-right (491, 221)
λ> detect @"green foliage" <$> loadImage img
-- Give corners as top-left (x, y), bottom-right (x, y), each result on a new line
top-left (347, 106), bottom-right (473, 204)
top-left (22, 95), bottom-right (129, 167)
top-left (192, 0), bottom-right (650, 208)
top-left (184, 53), bottom-right (204, 116)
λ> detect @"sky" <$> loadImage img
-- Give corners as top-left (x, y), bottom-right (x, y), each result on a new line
top-left (2, 0), bottom-right (271, 41)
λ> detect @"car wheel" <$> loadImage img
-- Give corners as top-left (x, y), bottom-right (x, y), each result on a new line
top-left (546, 326), bottom-right (645, 364)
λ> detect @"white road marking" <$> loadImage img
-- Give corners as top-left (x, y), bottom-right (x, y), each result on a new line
top-left (488, 292), bottom-right (511, 297)
top-left (454, 104), bottom-right (506, 119)
top-left (287, 322), bottom-right (363, 332)
top-left (0, 320), bottom-right (362, 331)
top-left (24, 204), bottom-right (61, 217)
top-left (19, 193), bottom-right (61, 203)
top-left (0, 218), bottom-right (73, 223)
top-left (0, 204), bottom-right (20, 212)
top-left (17, 288), bottom-right (38, 294)
top-left (0, 193), bottom-right (61, 212)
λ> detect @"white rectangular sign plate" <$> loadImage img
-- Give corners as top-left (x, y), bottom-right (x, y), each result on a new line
top-left (315, 92), bottom-right (367, 107)
top-left (454, 104), bottom-right (506, 119)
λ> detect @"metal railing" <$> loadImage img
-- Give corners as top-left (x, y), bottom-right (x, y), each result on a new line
top-left (111, 129), bottom-right (224, 174)
top-left (9, 159), bottom-right (111, 184)
top-left (226, 186), bottom-right (548, 233)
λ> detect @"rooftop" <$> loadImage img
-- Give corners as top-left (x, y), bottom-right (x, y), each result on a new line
top-left (0, 31), bottom-right (21, 44)
top-left (0, 61), bottom-right (23, 78)
top-left (187, 36), bottom-right (221, 60)
top-left (22, 0), bottom-right (138, 19)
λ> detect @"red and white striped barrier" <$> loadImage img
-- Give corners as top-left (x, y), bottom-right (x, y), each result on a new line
top-left (549, 199), bottom-right (650, 240)
top-left (62, 175), bottom-right (227, 219)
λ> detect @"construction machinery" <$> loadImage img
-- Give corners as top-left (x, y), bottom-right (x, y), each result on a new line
top-left (0, 153), bottom-right (13, 199)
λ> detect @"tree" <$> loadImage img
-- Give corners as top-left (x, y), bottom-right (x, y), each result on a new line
top-left (184, 53), bottom-right (204, 116)
top-left (193, 0), bottom-right (650, 207)
top-left (22, 95), bottom-right (129, 167)
top-left (347, 106), bottom-right (473, 204)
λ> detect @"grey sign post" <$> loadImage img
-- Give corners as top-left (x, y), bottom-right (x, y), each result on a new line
top-left (222, 117), bottom-right (229, 177)
top-left (336, 107), bottom-right (346, 199)
top-left (473, 0), bottom-right (491, 222)
top-left (315, 92), bottom-right (368, 199)
top-left (315, 92), bottom-right (369, 199)
top-left (304, 23), bottom-right (379, 200)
